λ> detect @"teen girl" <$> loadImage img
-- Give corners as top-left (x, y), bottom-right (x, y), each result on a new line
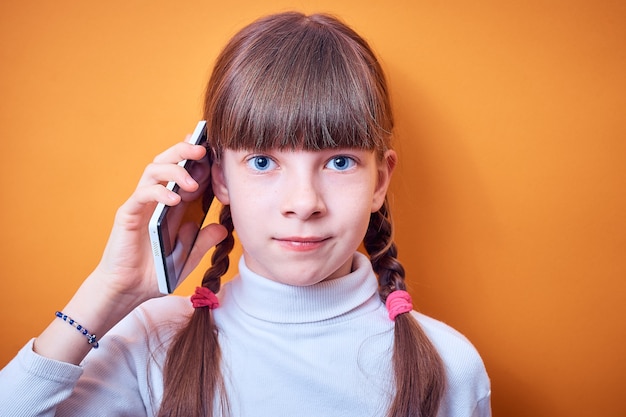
top-left (0, 11), bottom-right (490, 417)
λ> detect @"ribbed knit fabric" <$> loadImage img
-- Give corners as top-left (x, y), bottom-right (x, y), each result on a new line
top-left (0, 252), bottom-right (491, 416)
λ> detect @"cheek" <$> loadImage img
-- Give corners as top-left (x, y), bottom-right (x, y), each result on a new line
top-left (226, 185), bottom-right (275, 231)
top-left (348, 181), bottom-right (378, 212)
top-left (333, 191), bottom-right (374, 230)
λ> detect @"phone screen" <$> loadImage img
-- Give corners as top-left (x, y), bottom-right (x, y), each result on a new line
top-left (149, 121), bottom-right (214, 294)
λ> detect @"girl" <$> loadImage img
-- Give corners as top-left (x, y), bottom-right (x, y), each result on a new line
top-left (0, 12), bottom-right (490, 417)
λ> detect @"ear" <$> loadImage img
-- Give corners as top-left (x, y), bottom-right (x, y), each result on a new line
top-left (211, 160), bottom-right (230, 205)
top-left (371, 150), bottom-right (397, 212)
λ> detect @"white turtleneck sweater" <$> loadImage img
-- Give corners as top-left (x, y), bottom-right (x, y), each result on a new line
top-left (0, 253), bottom-right (491, 416)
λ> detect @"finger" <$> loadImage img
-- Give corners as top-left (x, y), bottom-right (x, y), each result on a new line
top-left (135, 183), bottom-right (183, 206)
top-left (152, 141), bottom-right (207, 165)
top-left (137, 162), bottom-right (200, 190)
top-left (117, 184), bottom-right (181, 222)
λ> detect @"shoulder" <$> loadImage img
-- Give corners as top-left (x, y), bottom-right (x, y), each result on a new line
top-left (412, 312), bottom-right (492, 414)
top-left (106, 295), bottom-right (193, 350)
top-left (132, 295), bottom-right (192, 333)
top-left (412, 312), bottom-right (481, 363)
top-left (133, 295), bottom-right (193, 324)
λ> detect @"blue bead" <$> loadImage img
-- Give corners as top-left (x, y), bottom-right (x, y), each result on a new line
top-left (55, 311), bottom-right (99, 349)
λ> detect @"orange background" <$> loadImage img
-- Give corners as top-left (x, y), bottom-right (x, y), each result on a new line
top-left (1, 1), bottom-right (624, 416)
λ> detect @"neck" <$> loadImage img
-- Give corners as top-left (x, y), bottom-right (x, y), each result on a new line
top-left (228, 252), bottom-right (380, 323)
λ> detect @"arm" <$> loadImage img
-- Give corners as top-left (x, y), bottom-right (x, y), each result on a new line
top-left (0, 140), bottom-right (226, 415)
top-left (471, 395), bottom-right (492, 417)
top-left (0, 340), bottom-right (83, 417)
top-left (35, 140), bottom-right (225, 364)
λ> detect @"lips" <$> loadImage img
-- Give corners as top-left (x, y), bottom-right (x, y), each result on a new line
top-left (273, 236), bottom-right (330, 251)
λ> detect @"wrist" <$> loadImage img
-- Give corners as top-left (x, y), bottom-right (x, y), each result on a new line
top-left (66, 269), bottom-right (148, 332)
top-left (33, 269), bottom-right (151, 365)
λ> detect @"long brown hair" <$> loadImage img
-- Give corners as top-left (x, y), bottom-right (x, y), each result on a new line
top-left (159, 12), bottom-right (445, 417)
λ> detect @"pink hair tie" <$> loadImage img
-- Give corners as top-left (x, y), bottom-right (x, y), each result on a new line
top-left (190, 286), bottom-right (220, 309)
top-left (386, 290), bottom-right (413, 320)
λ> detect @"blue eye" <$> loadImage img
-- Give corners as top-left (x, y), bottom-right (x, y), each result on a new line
top-left (326, 156), bottom-right (356, 171)
top-left (248, 155), bottom-right (276, 171)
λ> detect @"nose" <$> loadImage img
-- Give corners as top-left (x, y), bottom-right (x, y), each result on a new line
top-left (280, 171), bottom-right (327, 220)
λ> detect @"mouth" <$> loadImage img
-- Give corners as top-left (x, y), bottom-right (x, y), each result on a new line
top-left (273, 236), bottom-right (331, 251)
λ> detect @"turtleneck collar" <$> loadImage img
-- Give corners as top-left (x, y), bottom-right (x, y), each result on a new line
top-left (227, 252), bottom-right (381, 324)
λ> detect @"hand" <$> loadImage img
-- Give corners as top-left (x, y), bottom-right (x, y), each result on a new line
top-left (94, 141), bottom-right (227, 308)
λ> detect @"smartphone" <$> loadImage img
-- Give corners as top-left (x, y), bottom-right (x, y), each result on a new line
top-left (148, 121), bottom-right (214, 294)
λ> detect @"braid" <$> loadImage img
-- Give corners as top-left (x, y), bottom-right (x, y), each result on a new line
top-left (364, 198), bottom-right (405, 299)
top-left (159, 204), bottom-right (235, 417)
top-left (202, 204), bottom-right (235, 292)
top-left (364, 199), bottom-right (446, 417)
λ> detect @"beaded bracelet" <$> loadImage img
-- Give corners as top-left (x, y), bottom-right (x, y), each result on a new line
top-left (55, 311), bottom-right (99, 349)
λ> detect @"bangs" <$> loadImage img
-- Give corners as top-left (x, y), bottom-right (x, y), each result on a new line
top-left (204, 13), bottom-right (392, 156)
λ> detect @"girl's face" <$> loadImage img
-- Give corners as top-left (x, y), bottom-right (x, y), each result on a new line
top-left (212, 147), bottom-right (396, 286)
